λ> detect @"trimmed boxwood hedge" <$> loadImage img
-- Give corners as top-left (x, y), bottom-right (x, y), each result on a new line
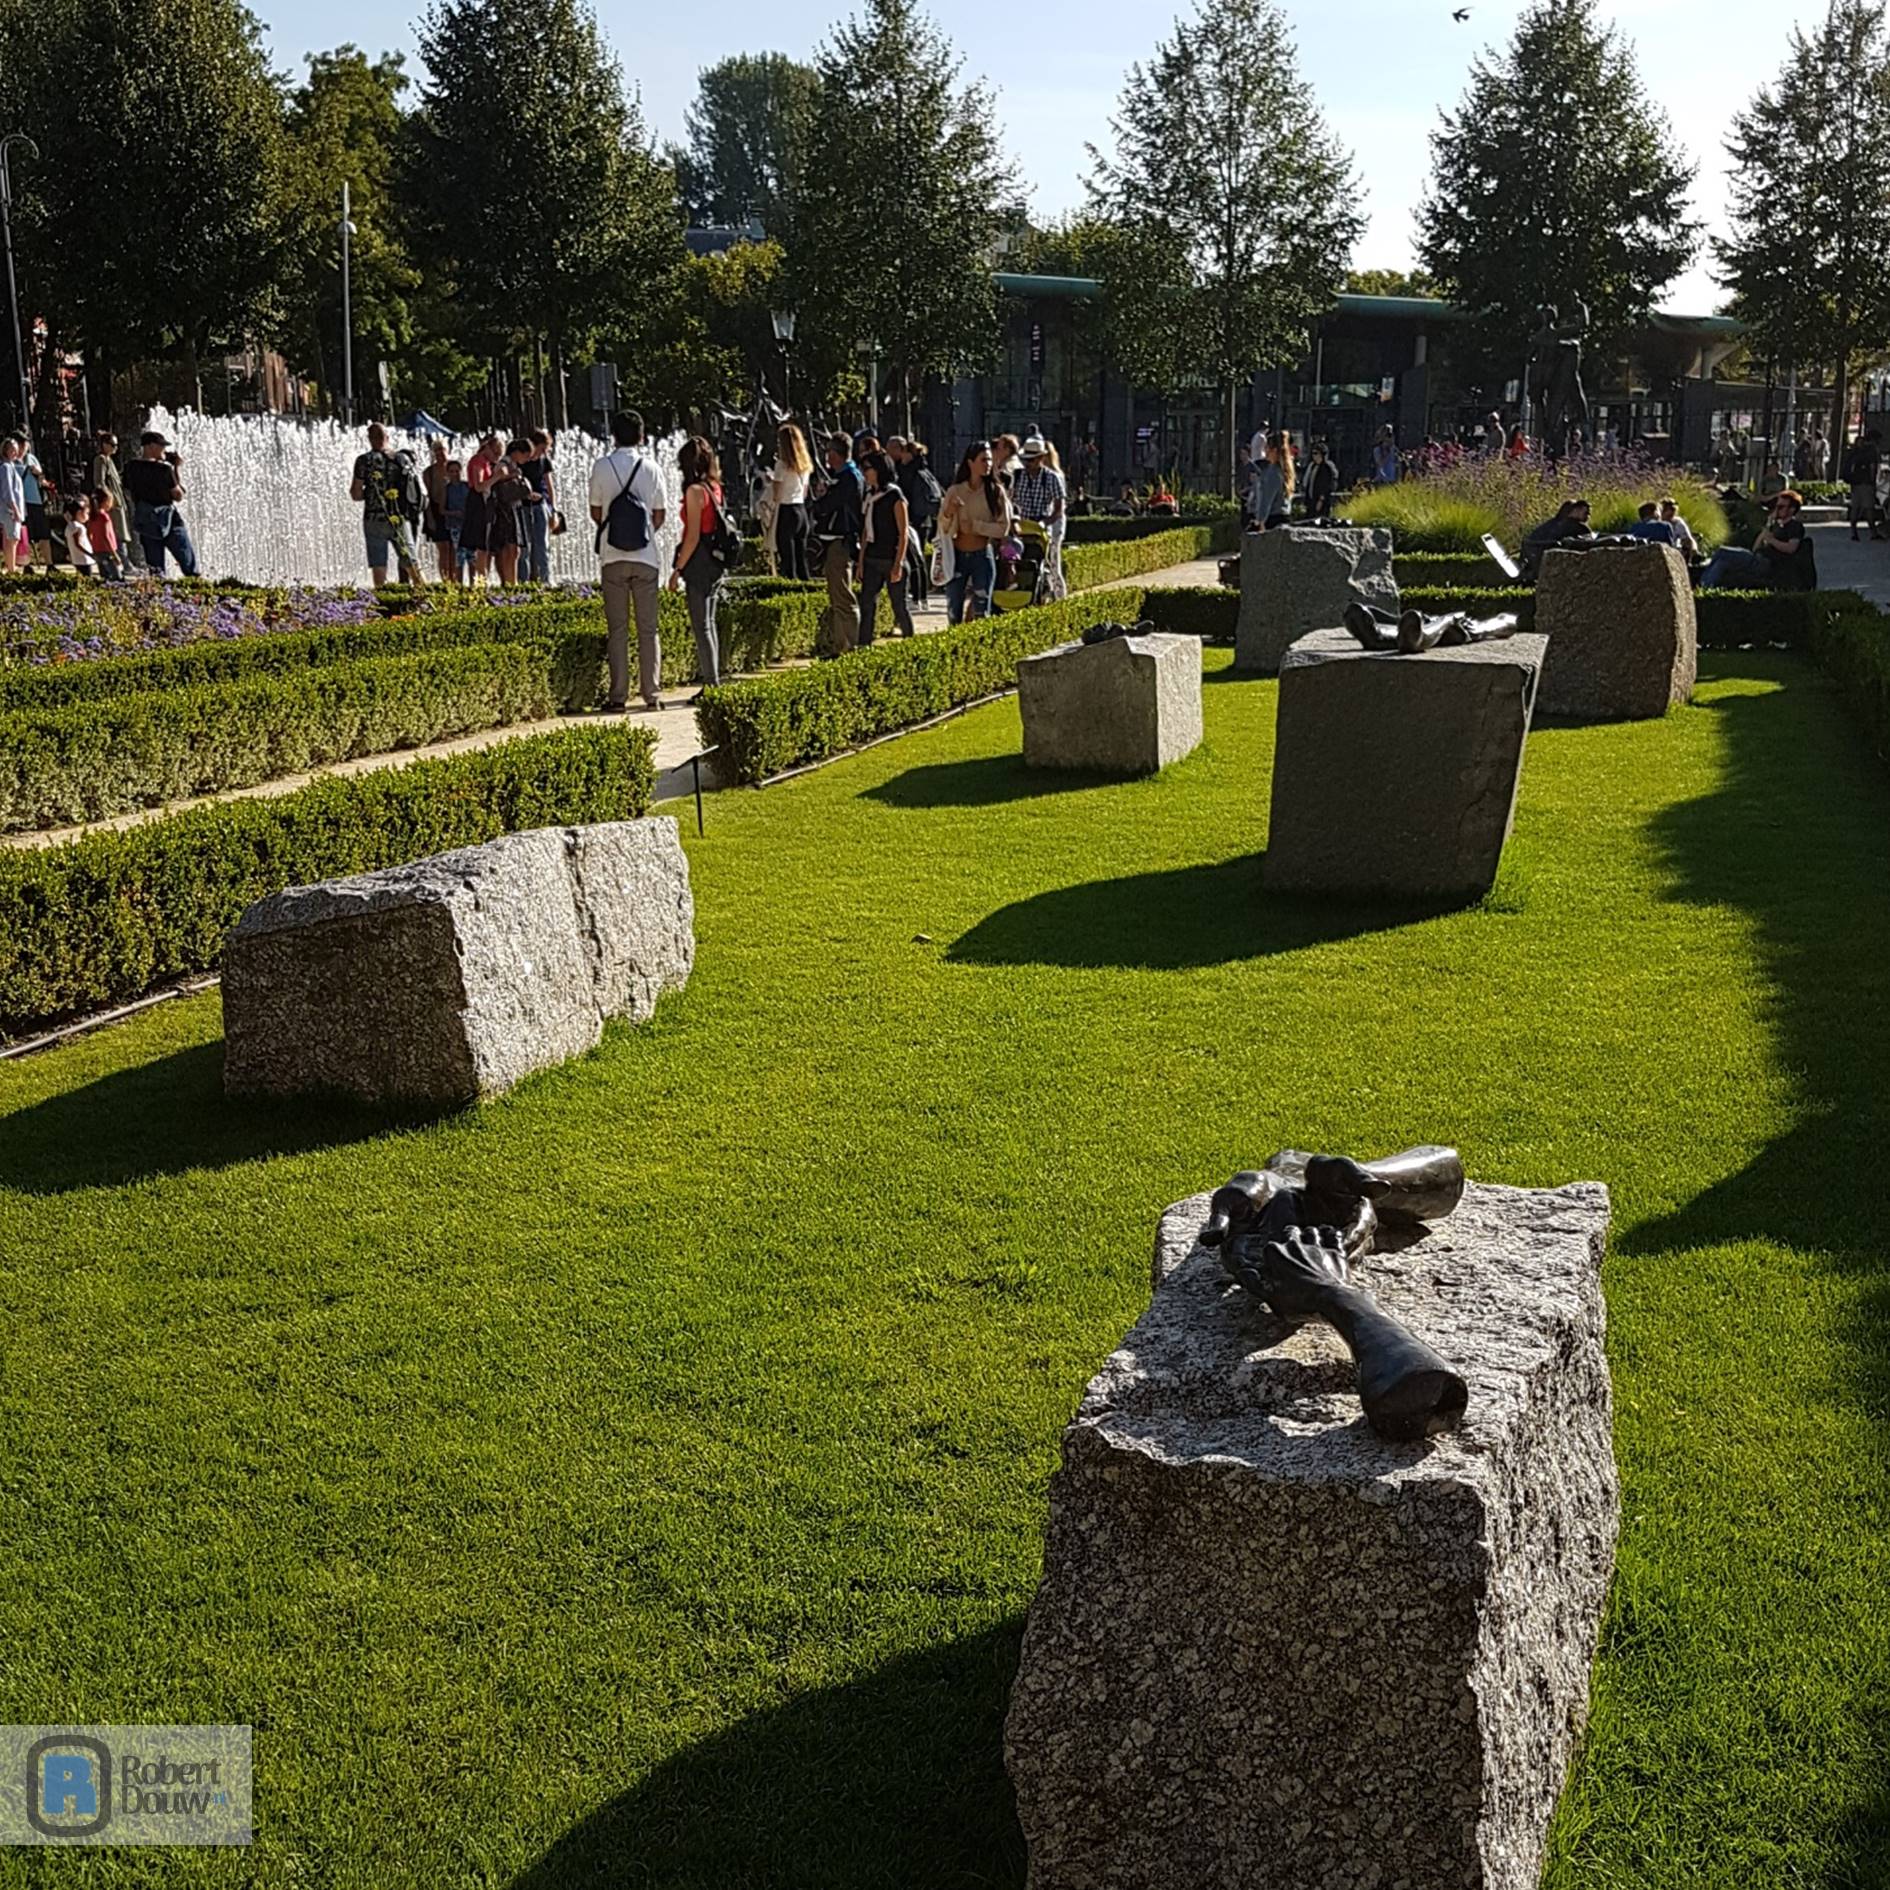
top-left (696, 589), bottom-right (1149, 783)
top-left (0, 583), bottom-right (826, 715)
top-left (0, 724), bottom-right (657, 1039)
top-left (0, 641), bottom-right (570, 834)
top-left (1140, 586), bottom-right (1238, 642)
top-left (1062, 519), bottom-right (1238, 591)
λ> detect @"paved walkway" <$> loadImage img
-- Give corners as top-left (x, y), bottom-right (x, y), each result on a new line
top-left (8, 552), bottom-right (1228, 850)
top-left (1809, 522), bottom-right (1890, 609)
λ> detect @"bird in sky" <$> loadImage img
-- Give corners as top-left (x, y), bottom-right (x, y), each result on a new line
top-left (1452, 6), bottom-right (1470, 17)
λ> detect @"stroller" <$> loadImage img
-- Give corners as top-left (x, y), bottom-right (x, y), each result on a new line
top-left (991, 518), bottom-right (1053, 612)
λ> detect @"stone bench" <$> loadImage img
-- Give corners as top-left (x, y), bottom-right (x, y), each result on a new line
top-left (222, 819), bottom-right (694, 1106)
top-left (1236, 525), bottom-right (1398, 674)
top-left (1264, 627), bottom-right (1546, 900)
top-left (1535, 543), bottom-right (1696, 719)
top-left (1018, 632), bottom-right (1203, 776)
top-left (1006, 1177), bottom-right (1617, 1890)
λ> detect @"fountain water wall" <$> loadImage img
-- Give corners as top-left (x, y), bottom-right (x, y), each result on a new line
top-left (143, 408), bottom-right (682, 587)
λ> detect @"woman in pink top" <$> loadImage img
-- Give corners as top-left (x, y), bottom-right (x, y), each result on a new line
top-left (461, 433), bottom-right (502, 580)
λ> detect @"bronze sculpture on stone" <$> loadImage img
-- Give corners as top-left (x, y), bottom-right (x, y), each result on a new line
top-left (1342, 601), bottom-right (1521, 653)
top-left (1199, 1146), bottom-right (1471, 1441)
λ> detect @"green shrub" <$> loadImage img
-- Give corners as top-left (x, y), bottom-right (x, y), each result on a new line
top-left (0, 583), bottom-right (823, 716)
top-left (1345, 467), bottom-right (1727, 554)
top-left (0, 598), bottom-right (603, 713)
top-left (1140, 587), bottom-right (1238, 641)
top-left (1062, 520), bottom-right (1237, 590)
top-left (1396, 585), bottom-right (1880, 657)
top-left (0, 642), bottom-right (570, 833)
top-left (696, 589), bottom-right (1147, 783)
top-left (1809, 594), bottom-right (1890, 755)
top-left (0, 724), bottom-right (657, 1038)
top-left (1394, 552), bottom-right (1518, 590)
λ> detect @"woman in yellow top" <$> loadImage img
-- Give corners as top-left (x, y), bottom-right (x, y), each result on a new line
top-left (937, 440), bottom-right (1013, 623)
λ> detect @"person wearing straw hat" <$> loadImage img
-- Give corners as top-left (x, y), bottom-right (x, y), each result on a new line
top-left (1010, 434), bottom-right (1067, 599)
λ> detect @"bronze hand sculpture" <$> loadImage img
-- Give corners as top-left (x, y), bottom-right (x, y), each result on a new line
top-left (1198, 1147), bottom-right (1470, 1442)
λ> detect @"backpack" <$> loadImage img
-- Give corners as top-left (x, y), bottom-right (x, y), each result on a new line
top-left (598, 454), bottom-right (651, 553)
top-left (914, 465), bottom-right (943, 516)
top-left (396, 451), bottom-right (424, 524)
top-left (701, 485), bottom-right (744, 571)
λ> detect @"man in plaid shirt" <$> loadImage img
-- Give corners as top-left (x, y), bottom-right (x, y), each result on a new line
top-left (1011, 434), bottom-right (1067, 598)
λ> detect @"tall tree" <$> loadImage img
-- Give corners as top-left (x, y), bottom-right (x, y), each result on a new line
top-left (0, 0), bottom-right (288, 417)
top-left (1417, 0), bottom-right (1696, 370)
top-left (280, 48), bottom-right (423, 416)
top-left (1088, 0), bottom-right (1362, 495)
top-left (1715, 0), bottom-right (1890, 452)
top-left (673, 54), bottom-right (819, 234)
top-left (406, 0), bottom-right (682, 426)
top-left (794, 0), bottom-right (1012, 430)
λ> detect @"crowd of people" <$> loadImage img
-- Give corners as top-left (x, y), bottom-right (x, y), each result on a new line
top-left (0, 426), bottom-right (202, 578)
top-left (347, 424), bottom-right (565, 588)
top-left (574, 415), bottom-right (1080, 714)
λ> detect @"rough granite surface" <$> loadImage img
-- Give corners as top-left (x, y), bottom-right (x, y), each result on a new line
top-left (1018, 633), bottom-right (1203, 775)
top-left (1535, 543), bottom-right (1696, 720)
top-left (1235, 526), bottom-right (1399, 674)
top-left (1006, 1179), bottom-right (1618, 1890)
top-left (1264, 628), bottom-right (1545, 900)
top-left (222, 818), bottom-right (693, 1104)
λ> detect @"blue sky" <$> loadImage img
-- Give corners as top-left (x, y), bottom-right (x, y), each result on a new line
top-left (252, 0), bottom-right (1797, 315)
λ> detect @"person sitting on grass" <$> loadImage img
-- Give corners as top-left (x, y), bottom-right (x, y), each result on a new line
top-left (1700, 489), bottom-right (1815, 591)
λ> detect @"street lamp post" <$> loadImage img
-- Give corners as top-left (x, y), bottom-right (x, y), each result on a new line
top-left (340, 181), bottom-right (356, 427)
top-left (0, 135), bottom-right (40, 439)
top-left (770, 307), bottom-right (796, 414)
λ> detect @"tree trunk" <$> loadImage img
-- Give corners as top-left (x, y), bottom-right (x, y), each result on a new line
top-left (1833, 351), bottom-right (1851, 467)
top-left (552, 330), bottom-right (569, 433)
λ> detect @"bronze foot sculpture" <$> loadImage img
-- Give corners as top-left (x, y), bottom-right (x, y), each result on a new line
top-left (1343, 605), bottom-right (1520, 655)
top-left (1198, 1147), bottom-right (1470, 1442)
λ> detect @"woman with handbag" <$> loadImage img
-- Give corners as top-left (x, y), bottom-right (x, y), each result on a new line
top-left (937, 440), bottom-right (1012, 623)
top-left (668, 435), bottom-right (729, 695)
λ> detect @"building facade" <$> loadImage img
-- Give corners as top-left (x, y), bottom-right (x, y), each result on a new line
top-left (929, 276), bottom-right (1758, 491)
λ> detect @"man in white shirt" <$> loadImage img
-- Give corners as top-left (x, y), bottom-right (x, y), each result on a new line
top-left (588, 410), bottom-right (668, 711)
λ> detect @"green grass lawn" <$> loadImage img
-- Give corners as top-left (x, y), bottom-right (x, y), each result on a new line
top-left (2, 646), bottom-right (1888, 1888)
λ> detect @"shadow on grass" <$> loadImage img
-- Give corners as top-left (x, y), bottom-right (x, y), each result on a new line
top-left (949, 854), bottom-right (1457, 970)
top-left (863, 753), bottom-right (1120, 809)
top-left (0, 1041), bottom-right (433, 1195)
top-left (1625, 657), bottom-right (1890, 1881)
top-left (509, 1622), bottom-right (1028, 1890)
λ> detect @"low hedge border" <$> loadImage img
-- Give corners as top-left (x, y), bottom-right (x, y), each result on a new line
top-left (0, 641), bottom-right (569, 834)
top-left (1140, 586), bottom-right (1238, 641)
top-left (0, 724), bottom-right (657, 1039)
top-left (1062, 518), bottom-right (1238, 591)
top-left (696, 589), bottom-right (1148, 784)
top-left (0, 584), bottom-right (825, 714)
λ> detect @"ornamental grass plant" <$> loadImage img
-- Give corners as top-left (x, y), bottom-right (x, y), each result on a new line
top-left (1344, 451), bottom-right (1728, 554)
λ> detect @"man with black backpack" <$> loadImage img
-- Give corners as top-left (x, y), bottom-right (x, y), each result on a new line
top-left (350, 423), bottom-right (426, 587)
top-left (588, 410), bottom-right (668, 712)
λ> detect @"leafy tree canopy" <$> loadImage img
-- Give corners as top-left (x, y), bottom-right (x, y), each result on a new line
top-left (1417, 0), bottom-right (1697, 357)
top-left (673, 54), bottom-right (820, 236)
